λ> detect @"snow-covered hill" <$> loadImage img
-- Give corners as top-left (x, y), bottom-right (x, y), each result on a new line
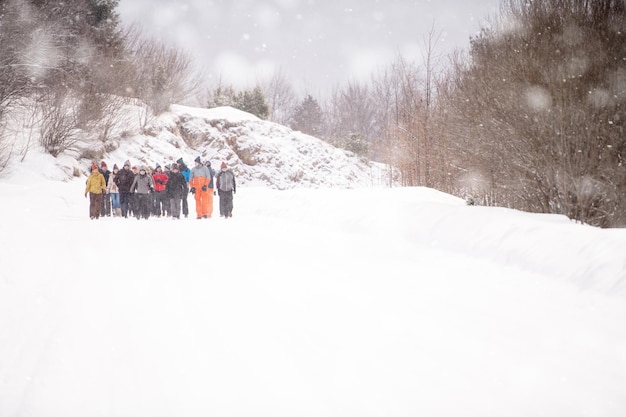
top-left (58, 104), bottom-right (385, 189)
top-left (156, 105), bottom-right (388, 189)
top-left (3, 103), bottom-right (389, 189)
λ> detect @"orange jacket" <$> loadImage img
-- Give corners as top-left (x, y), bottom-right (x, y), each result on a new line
top-left (189, 175), bottom-right (209, 191)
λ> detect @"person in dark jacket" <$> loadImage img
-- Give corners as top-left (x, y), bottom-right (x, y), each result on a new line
top-left (130, 166), bottom-right (155, 220)
top-left (216, 161), bottom-right (236, 218)
top-left (114, 160), bottom-right (135, 218)
top-left (162, 164), bottom-right (171, 216)
top-left (177, 158), bottom-right (190, 218)
top-left (166, 163), bottom-right (187, 219)
top-left (99, 161), bottom-right (112, 217)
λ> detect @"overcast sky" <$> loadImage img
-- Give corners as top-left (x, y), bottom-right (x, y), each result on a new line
top-left (117, 0), bottom-right (502, 96)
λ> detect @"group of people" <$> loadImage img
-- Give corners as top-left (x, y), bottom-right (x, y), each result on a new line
top-left (84, 156), bottom-right (237, 220)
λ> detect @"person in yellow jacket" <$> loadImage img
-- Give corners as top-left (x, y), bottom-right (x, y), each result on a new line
top-left (85, 162), bottom-right (107, 219)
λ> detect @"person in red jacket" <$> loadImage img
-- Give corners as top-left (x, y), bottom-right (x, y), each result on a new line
top-left (152, 164), bottom-right (169, 217)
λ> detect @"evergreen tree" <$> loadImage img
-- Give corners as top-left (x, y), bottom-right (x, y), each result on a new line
top-left (208, 84), bottom-right (238, 108)
top-left (290, 94), bottom-right (324, 137)
top-left (236, 86), bottom-right (269, 120)
top-left (208, 85), bottom-right (269, 119)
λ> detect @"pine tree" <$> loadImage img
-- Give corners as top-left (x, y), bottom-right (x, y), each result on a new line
top-left (290, 94), bottom-right (324, 137)
top-left (208, 84), bottom-right (238, 108)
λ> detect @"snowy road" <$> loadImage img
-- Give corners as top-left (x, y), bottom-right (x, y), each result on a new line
top-left (1, 179), bottom-right (626, 417)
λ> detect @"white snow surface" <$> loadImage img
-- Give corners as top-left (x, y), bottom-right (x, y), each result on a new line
top-left (1, 109), bottom-right (626, 416)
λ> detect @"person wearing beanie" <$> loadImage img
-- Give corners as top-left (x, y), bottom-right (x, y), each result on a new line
top-left (189, 156), bottom-right (212, 219)
top-left (130, 166), bottom-right (155, 220)
top-left (216, 161), bottom-right (236, 218)
top-left (85, 163), bottom-right (106, 219)
top-left (99, 161), bottom-right (112, 217)
top-left (107, 164), bottom-right (122, 216)
top-left (204, 160), bottom-right (216, 217)
top-left (166, 163), bottom-right (187, 219)
top-left (177, 158), bottom-right (190, 217)
top-left (163, 164), bottom-right (173, 216)
top-left (113, 161), bottom-right (136, 218)
top-left (152, 164), bottom-right (169, 217)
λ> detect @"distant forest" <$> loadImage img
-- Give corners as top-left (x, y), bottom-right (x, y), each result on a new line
top-left (1, 0), bottom-right (625, 227)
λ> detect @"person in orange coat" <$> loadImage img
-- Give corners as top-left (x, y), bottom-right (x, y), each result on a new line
top-left (204, 160), bottom-right (216, 218)
top-left (189, 156), bottom-right (211, 219)
top-left (85, 162), bottom-right (107, 219)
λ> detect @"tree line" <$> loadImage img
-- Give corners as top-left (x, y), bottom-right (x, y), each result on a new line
top-left (1, 0), bottom-right (624, 227)
top-left (262, 0), bottom-right (625, 227)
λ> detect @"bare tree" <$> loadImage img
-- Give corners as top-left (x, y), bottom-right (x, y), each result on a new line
top-left (261, 68), bottom-right (298, 125)
top-left (122, 24), bottom-right (204, 115)
top-left (420, 22), bottom-right (444, 187)
top-left (442, 0), bottom-right (626, 226)
top-left (38, 89), bottom-right (78, 157)
top-left (370, 55), bottom-right (426, 185)
top-left (326, 81), bottom-right (378, 156)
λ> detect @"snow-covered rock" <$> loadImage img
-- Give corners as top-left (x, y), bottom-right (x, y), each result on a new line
top-left (150, 105), bottom-right (388, 189)
top-left (101, 104), bottom-right (389, 189)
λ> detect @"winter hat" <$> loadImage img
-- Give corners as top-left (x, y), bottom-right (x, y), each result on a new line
top-left (171, 163), bottom-right (179, 171)
top-left (100, 161), bottom-right (107, 168)
top-left (194, 156), bottom-right (202, 164)
top-left (124, 160), bottom-right (131, 167)
top-left (164, 164), bottom-right (171, 170)
top-left (91, 162), bottom-right (99, 171)
top-left (113, 164), bottom-right (119, 170)
top-left (176, 157), bottom-right (184, 165)
top-left (221, 161), bottom-right (227, 169)
top-left (139, 165), bottom-right (146, 172)
top-left (205, 161), bottom-right (212, 167)
top-left (155, 163), bottom-right (161, 170)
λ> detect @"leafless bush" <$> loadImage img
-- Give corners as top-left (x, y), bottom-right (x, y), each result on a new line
top-left (122, 24), bottom-right (204, 115)
top-left (441, 0), bottom-right (626, 226)
top-left (0, 117), bottom-right (12, 174)
top-left (39, 90), bottom-right (78, 157)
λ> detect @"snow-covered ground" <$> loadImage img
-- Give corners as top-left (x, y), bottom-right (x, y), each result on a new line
top-left (1, 159), bottom-right (626, 416)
